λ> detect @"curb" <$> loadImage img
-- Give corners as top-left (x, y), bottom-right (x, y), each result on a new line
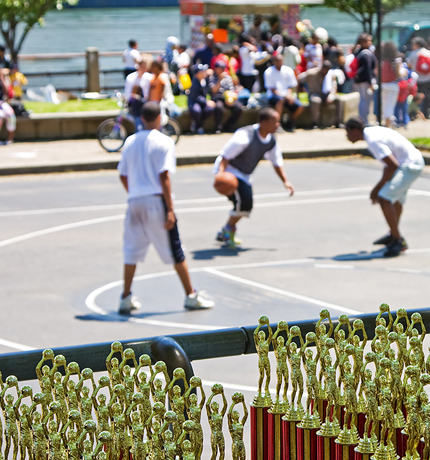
top-left (1, 148), bottom-right (429, 176)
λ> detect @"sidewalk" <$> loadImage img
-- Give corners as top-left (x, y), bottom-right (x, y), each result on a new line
top-left (0, 120), bottom-right (428, 175)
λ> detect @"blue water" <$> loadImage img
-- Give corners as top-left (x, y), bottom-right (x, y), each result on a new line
top-left (13, 4), bottom-right (430, 91)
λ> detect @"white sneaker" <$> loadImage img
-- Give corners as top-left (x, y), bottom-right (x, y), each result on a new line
top-left (184, 291), bottom-right (215, 310)
top-left (118, 293), bottom-right (141, 315)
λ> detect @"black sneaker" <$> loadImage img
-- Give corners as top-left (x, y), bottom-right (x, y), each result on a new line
top-left (284, 119), bottom-right (296, 132)
top-left (384, 238), bottom-right (407, 257)
top-left (373, 233), bottom-right (394, 245)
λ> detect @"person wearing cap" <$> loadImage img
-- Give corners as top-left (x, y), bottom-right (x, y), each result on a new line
top-left (193, 34), bottom-right (214, 67)
top-left (209, 60), bottom-right (242, 134)
top-left (122, 40), bottom-right (141, 79)
top-left (188, 64), bottom-right (217, 134)
top-left (345, 116), bottom-right (425, 257)
top-left (264, 54), bottom-right (303, 132)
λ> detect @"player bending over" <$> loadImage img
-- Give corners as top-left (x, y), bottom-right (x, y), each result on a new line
top-left (345, 116), bottom-right (424, 257)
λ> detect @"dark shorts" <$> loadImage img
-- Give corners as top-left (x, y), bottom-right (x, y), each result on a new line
top-left (269, 95), bottom-right (302, 114)
top-left (228, 178), bottom-right (253, 217)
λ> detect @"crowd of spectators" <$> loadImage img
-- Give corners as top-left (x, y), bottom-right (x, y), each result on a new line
top-left (120, 20), bottom-right (429, 135)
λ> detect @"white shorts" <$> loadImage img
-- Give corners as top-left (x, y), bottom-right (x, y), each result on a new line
top-left (123, 195), bottom-right (185, 265)
top-left (378, 159), bottom-right (424, 204)
top-left (0, 102), bottom-right (16, 132)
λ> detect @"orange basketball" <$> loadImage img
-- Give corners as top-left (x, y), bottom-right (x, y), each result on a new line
top-left (214, 171), bottom-right (239, 197)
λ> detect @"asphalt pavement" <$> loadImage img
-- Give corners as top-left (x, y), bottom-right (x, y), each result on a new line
top-left (1, 157), bottom-right (430, 458)
top-left (0, 119), bottom-right (429, 175)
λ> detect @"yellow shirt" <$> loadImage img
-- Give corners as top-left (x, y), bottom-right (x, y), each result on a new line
top-left (10, 72), bottom-right (28, 98)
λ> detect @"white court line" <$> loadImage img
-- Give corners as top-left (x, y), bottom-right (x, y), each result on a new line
top-left (385, 268), bottom-right (423, 274)
top-left (0, 187), bottom-right (371, 217)
top-left (314, 264), bottom-right (355, 270)
top-left (0, 338), bottom-right (35, 351)
top-left (203, 268), bottom-right (362, 315)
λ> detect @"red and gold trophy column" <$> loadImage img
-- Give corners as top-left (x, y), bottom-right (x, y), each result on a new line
top-left (251, 316), bottom-right (274, 460)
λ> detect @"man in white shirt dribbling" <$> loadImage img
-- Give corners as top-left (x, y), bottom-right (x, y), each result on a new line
top-left (264, 54), bottom-right (303, 132)
top-left (117, 102), bottom-right (215, 314)
top-left (345, 116), bottom-right (425, 257)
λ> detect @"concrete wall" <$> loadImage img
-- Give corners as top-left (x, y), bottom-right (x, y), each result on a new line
top-left (1, 93), bottom-right (359, 141)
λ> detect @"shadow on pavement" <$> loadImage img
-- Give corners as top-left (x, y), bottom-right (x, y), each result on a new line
top-left (332, 247), bottom-right (388, 261)
top-left (76, 310), bottom-right (179, 322)
top-left (191, 246), bottom-right (276, 260)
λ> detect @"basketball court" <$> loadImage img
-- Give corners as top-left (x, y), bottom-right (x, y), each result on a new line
top-left (1, 155), bottom-right (429, 457)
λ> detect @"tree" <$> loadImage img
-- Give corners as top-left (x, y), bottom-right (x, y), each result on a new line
top-left (323, 0), bottom-right (413, 36)
top-left (0, 0), bottom-right (79, 63)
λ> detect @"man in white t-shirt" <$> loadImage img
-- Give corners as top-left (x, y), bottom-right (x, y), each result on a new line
top-left (122, 40), bottom-right (142, 79)
top-left (124, 54), bottom-right (153, 102)
top-left (345, 116), bottom-right (425, 257)
top-left (213, 107), bottom-right (294, 248)
top-left (117, 102), bottom-right (214, 314)
top-left (264, 54), bottom-right (303, 131)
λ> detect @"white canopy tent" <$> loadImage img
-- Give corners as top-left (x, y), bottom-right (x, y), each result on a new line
top-left (202, 0), bottom-right (322, 15)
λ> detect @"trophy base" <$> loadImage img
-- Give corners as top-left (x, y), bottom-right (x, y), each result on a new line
top-left (317, 417), bottom-right (340, 437)
top-left (371, 443), bottom-right (399, 460)
top-left (355, 435), bottom-right (378, 454)
top-left (336, 426), bottom-right (360, 445)
top-left (394, 411), bottom-right (406, 429)
top-left (269, 399), bottom-right (288, 415)
top-left (298, 412), bottom-right (321, 430)
top-left (401, 452), bottom-right (421, 460)
top-left (253, 392), bottom-right (273, 408)
top-left (285, 404), bottom-right (304, 422)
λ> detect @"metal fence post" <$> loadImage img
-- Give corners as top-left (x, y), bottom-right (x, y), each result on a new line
top-left (86, 47), bottom-right (100, 93)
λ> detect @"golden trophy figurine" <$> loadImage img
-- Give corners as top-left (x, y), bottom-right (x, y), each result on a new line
top-left (315, 311), bottom-right (334, 399)
top-left (163, 429), bottom-right (177, 460)
top-left (372, 376), bottom-right (397, 460)
top-left (394, 322), bottom-right (409, 368)
top-left (149, 361), bottom-right (170, 405)
top-left (170, 386), bottom-right (186, 441)
top-left (52, 372), bottom-right (68, 425)
top-left (419, 391), bottom-right (430, 460)
top-left (407, 335), bottom-right (425, 373)
top-left (386, 349), bottom-right (405, 428)
top-left (135, 354), bottom-right (153, 377)
top-left (93, 430), bottom-right (113, 460)
top-left (270, 321), bottom-right (289, 414)
top-left (129, 411), bottom-right (145, 460)
top-left (0, 389), bottom-right (19, 460)
top-left (32, 411), bottom-right (48, 460)
top-left (182, 439), bottom-right (196, 460)
top-left (285, 326), bottom-right (305, 421)
top-left (110, 402), bottom-right (129, 460)
top-left (228, 392), bottom-right (248, 460)
top-left (81, 439), bottom-right (95, 460)
top-left (147, 419), bottom-right (163, 460)
top-left (355, 369), bottom-right (379, 454)
top-left (206, 384), bottom-right (227, 460)
top-left (79, 387), bottom-right (94, 424)
top-left (13, 400), bottom-right (33, 460)
top-left (407, 312), bottom-right (426, 340)
top-left (134, 372), bottom-right (152, 425)
top-left (371, 326), bottom-right (389, 356)
top-left (402, 385), bottom-right (421, 460)
top-left (375, 303), bottom-right (393, 330)
top-left (61, 428), bottom-right (81, 460)
top-left (119, 348), bottom-right (138, 375)
top-left (177, 420), bottom-right (198, 457)
top-left (317, 354), bottom-right (340, 437)
top-left (122, 365), bottom-right (135, 409)
top-left (335, 329), bottom-right (348, 406)
top-left (66, 381), bottom-right (80, 414)
top-left (145, 401), bottom-right (166, 431)
top-left (299, 332), bottom-right (321, 429)
top-left (77, 420), bottom-right (97, 449)
top-left (36, 350), bottom-right (55, 403)
top-left (336, 362), bottom-right (359, 445)
top-left (404, 354), bottom-right (421, 393)
top-left (76, 368), bottom-right (97, 395)
top-left (107, 358), bottom-right (122, 389)
top-left (334, 315), bottom-right (352, 344)
top-left (185, 376), bottom-right (205, 460)
top-left (44, 419), bottom-right (63, 460)
top-left (253, 316), bottom-right (273, 407)
top-left (92, 393), bottom-right (111, 437)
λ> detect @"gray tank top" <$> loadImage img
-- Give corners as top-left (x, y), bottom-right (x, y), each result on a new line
top-left (229, 126), bottom-right (277, 175)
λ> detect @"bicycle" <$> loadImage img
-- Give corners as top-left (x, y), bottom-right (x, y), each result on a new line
top-left (97, 93), bottom-right (182, 153)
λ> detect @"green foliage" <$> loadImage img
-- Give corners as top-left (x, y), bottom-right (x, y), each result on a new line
top-left (409, 137), bottom-right (430, 149)
top-left (0, 0), bottom-right (79, 61)
top-left (323, 0), bottom-right (412, 34)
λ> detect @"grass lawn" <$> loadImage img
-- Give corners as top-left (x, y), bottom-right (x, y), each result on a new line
top-left (23, 93), bottom-right (309, 114)
top-left (409, 137), bottom-right (430, 149)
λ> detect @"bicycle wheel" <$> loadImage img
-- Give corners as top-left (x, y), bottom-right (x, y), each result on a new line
top-left (97, 119), bottom-right (128, 152)
top-left (161, 117), bottom-right (181, 144)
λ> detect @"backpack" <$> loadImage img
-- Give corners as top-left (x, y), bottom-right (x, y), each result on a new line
top-left (344, 55), bottom-right (359, 79)
top-left (416, 52), bottom-right (430, 75)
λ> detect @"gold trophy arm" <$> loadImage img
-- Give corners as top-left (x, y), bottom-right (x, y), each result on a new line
top-left (221, 392), bottom-right (228, 417)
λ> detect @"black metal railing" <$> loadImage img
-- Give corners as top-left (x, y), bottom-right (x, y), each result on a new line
top-left (1, 307), bottom-right (429, 382)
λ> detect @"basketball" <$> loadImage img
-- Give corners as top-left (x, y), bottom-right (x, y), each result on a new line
top-left (214, 171), bottom-right (238, 197)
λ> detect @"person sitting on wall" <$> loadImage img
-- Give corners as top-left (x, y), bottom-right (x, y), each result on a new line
top-left (209, 60), bottom-right (243, 134)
